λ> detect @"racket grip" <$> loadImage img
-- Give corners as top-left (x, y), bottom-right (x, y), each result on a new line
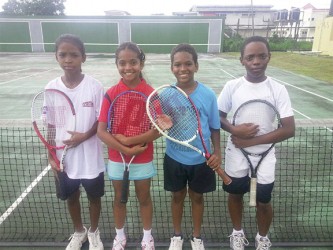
top-left (120, 170), bottom-right (130, 203)
top-left (216, 168), bottom-right (232, 185)
top-left (249, 178), bottom-right (257, 207)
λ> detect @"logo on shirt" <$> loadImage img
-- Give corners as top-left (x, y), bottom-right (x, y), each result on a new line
top-left (82, 101), bottom-right (94, 107)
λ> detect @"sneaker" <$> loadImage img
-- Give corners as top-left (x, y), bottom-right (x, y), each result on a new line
top-left (255, 237), bottom-right (272, 250)
top-left (112, 236), bottom-right (127, 250)
top-left (66, 226), bottom-right (88, 250)
top-left (88, 228), bottom-right (104, 250)
top-left (168, 236), bottom-right (183, 250)
top-left (190, 237), bottom-right (205, 250)
top-left (141, 235), bottom-right (155, 250)
top-left (229, 233), bottom-right (249, 250)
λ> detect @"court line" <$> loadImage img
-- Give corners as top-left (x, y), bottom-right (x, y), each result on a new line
top-left (0, 165), bottom-right (51, 225)
top-left (219, 68), bottom-right (333, 119)
top-left (0, 68), bottom-right (31, 76)
top-left (272, 77), bottom-right (333, 102)
top-left (0, 68), bottom-right (58, 86)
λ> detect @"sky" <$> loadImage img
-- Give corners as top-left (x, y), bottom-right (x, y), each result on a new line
top-left (0, 0), bottom-right (331, 16)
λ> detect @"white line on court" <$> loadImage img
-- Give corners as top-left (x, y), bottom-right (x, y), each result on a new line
top-left (0, 165), bottom-right (51, 225)
top-left (219, 68), bottom-right (237, 79)
top-left (292, 109), bottom-right (312, 119)
top-left (219, 68), bottom-right (332, 120)
top-left (272, 77), bottom-right (333, 102)
top-left (0, 68), bottom-right (31, 75)
top-left (0, 68), bottom-right (58, 86)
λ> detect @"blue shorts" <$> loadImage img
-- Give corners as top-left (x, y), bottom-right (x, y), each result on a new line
top-left (55, 171), bottom-right (105, 201)
top-left (223, 175), bottom-right (274, 204)
top-left (107, 160), bottom-right (156, 180)
top-left (163, 154), bottom-right (216, 193)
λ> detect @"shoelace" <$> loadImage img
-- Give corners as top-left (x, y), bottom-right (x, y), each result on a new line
top-left (192, 239), bottom-right (204, 250)
top-left (68, 232), bottom-right (83, 246)
top-left (170, 237), bottom-right (182, 247)
top-left (89, 230), bottom-right (99, 247)
top-left (142, 239), bottom-right (154, 249)
top-left (229, 234), bottom-right (249, 248)
top-left (113, 238), bottom-right (126, 250)
top-left (256, 238), bottom-right (272, 250)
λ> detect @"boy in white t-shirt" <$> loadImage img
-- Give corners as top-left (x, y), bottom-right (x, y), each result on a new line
top-left (47, 34), bottom-right (105, 250)
top-left (217, 36), bottom-right (295, 250)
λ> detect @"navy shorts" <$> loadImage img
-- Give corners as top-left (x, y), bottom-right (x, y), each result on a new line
top-left (163, 154), bottom-right (216, 194)
top-left (223, 175), bottom-right (274, 204)
top-left (55, 172), bottom-right (105, 201)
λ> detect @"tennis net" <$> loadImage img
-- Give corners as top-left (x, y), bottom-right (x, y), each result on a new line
top-left (0, 119), bottom-right (332, 247)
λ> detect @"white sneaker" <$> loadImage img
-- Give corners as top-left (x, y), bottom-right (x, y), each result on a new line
top-left (190, 237), bottom-right (205, 250)
top-left (255, 237), bottom-right (272, 250)
top-left (229, 233), bottom-right (249, 250)
top-left (88, 228), bottom-right (104, 250)
top-left (141, 235), bottom-right (155, 250)
top-left (168, 236), bottom-right (183, 250)
top-left (112, 236), bottom-right (127, 250)
top-left (66, 226), bottom-right (88, 250)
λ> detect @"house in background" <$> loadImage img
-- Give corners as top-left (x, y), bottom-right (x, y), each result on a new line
top-left (174, 4), bottom-right (329, 42)
top-left (187, 5), bottom-right (276, 38)
top-left (272, 4), bottom-right (329, 42)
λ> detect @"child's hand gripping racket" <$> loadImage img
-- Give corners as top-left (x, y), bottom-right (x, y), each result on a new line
top-left (146, 84), bottom-right (232, 185)
top-left (107, 91), bottom-right (151, 203)
top-left (232, 99), bottom-right (281, 207)
top-left (31, 89), bottom-right (76, 172)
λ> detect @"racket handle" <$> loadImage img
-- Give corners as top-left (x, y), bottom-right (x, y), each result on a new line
top-left (205, 153), bottom-right (232, 185)
top-left (249, 178), bottom-right (257, 207)
top-left (120, 170), bottom-right (130, 203)
top-left (216, 168), bottom-right (232, 185)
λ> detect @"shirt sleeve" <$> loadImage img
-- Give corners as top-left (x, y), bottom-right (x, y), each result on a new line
top-left (217, 80), bottom-right (233, 113)
top-left (98, 92), bottom-right (111, 123)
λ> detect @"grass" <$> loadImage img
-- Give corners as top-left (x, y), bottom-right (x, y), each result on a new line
top-left (222, 52), bottom-right (333, 84)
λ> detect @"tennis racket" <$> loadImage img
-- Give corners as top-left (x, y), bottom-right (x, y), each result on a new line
top-left (146, 84), bottom-right (232, 185)
top-left (31, 89), bottom-right (76, 172)
top-left (232, 99), bottom-right (281, 207)
top-left (107, 90), bottom-right (151, 203)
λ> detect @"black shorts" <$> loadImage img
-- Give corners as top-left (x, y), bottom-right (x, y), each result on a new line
top-left (55, 172), bottom-right (105, 201)
top-left (163, 154), bottom-right (216, 194)
top-left (223, 175), bottom-right (274, 204)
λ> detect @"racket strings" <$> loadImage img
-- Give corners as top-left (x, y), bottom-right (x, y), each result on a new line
top-left (148, 88), bottom-right (199, 142)
top-left (235, 102), bottom-right (278, 136)
top-left (32, 91), bottom-right (75, 147)
top-left (234, 101), bottom-right (280, 154)
top-left (109, 92), bottom-right (150, 137)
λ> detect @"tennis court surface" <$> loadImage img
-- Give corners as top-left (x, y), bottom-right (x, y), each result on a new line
top-left (0, 53), bottom-right (332, 248)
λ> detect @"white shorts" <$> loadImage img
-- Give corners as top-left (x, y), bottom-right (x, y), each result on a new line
top-left (224, 138), bottom-right (276, 184)
top-left (107, 160), bottom-right (156, 181)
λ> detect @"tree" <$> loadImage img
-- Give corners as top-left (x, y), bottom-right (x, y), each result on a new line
top-left (2, 0), bottom-right (66, 16)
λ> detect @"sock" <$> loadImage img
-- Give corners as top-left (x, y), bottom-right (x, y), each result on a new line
top-left (233, 229), bottom-right (244, 235)
top-left (143, 228), bottom-right (152, 241)
top-left (173, 233), bottom-right (183, 239)
top-left (115, 227), bottom-right (126, 240)
top-left (256, 232), bottom-right (268, 240)
top-left (89, 227), bottom-right (98, 233)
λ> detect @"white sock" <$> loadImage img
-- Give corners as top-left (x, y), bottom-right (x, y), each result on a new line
top-left (256, 233), bottom-right (268, 240)
top-left (233, 229), bottom-right (244, 235)
top-left (143, 228), bottom-right (152, 241)
top-left (116, 227), bottom-right (126, 240)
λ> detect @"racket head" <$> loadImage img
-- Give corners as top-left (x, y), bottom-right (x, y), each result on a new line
top-left (31, 89), bottom-right (76, 167)
top-left (107, 90), bottom-right (150, 136)
top-left (107, 90), bottom-right (150, 160)
top-left (232, 99), bottom-right (281, 154)
top-left (146, 84), bottom-right (199, 144)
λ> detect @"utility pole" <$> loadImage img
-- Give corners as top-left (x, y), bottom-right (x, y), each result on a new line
top-left (251, 0), bottom-right (255, 35)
